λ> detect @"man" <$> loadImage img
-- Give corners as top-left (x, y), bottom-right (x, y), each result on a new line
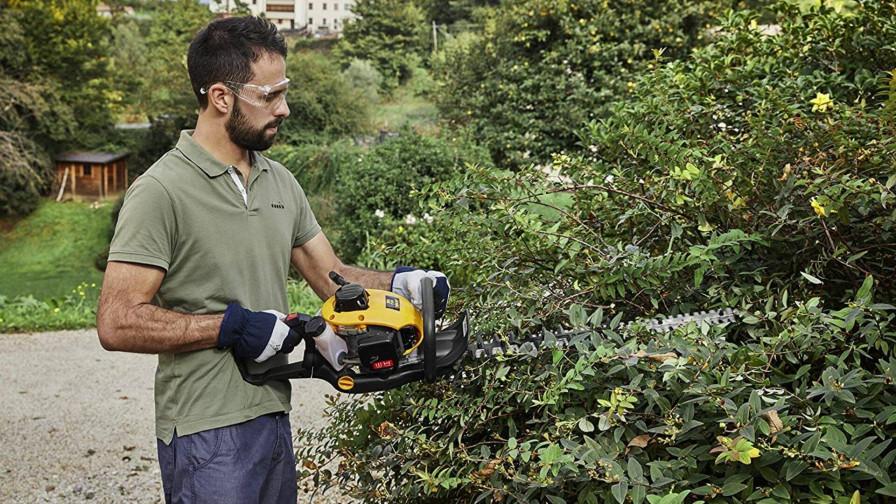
top-left (96, 16), bottom-right (448, 504)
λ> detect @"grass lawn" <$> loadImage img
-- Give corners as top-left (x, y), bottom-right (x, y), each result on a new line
top-left (0, 200), bottom-right (112, 299)
top-left (372, 72), bottom-right (440, 134)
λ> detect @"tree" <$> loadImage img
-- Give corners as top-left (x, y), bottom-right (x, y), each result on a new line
top-left (336, 0), bottom-right (427, 89)
top-left (140, 0), bottom-right (214, 120)
top-left (414, 0), bottom-right (498, 26)
top-left (4, 0), bottom-right (118, 149)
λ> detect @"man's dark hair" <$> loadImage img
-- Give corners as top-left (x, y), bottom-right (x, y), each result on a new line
top-left (187, 16), bottom-right (287, 109)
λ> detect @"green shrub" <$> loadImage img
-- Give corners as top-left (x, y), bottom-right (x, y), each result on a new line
top-left (331, 130), bottom-right (492, 263)
top-left (280, 51), bottom-right (372, 142)
top-left (296, 2), bottom-right (896, 502)
top-left (432, 0), bottom-right (762, 167)
top-left (299, 294), bottom-right (896, 503)
top-left (342, 59), bottom-right (384, 105)
top-left (0, 282), bottom-right (100, 333)
top-left (268, 139), bottom-right (363, 241)
top-left (287, 278), bottom-right (322, 315)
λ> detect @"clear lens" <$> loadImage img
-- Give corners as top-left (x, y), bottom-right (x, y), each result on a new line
top-left (225, 78), bottom-right (290, 110)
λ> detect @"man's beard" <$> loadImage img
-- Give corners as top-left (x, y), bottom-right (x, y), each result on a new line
top-left (225, 101), bottom-right (281, 151)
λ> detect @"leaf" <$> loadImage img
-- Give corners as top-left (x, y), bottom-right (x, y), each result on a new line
top-left (628, 434), bottom-right (650, 448)
top-left (801, 271), bottom-right (823, 284)
top-left (850, 490), bottom-right (861, 504)
top-left (764, 410), bottom-right (783, 434)
top-left (721, 481), bottom-right (748, 496)
top-left (631, 484), bottom-right (647, 504)
top-left (579, 417), bottom-right (595, 433)
top-left (628, 457), bottom-right (644, 483)
top-left (612, 481), bottom-right (628, 504)
top-left (877, 483), bottom-right (896, 497)
top-left (568, 303), bottom-right (587, 327)
top-left (784, 460), bottom-right (808, 481)
top-left (856, 275), bottom-right (874, 303)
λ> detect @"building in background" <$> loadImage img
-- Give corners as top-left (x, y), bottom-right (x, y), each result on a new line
top-left (209, 1), bottom-right (356, 35)
top-left (53, 152), bottom-right (130, 201)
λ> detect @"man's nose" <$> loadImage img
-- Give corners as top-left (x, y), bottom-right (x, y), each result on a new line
top-left (274, 98), bottom-right (290, 119)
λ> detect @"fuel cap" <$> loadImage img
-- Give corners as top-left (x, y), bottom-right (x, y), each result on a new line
top-left (334, 283), bottom-right (369, 312)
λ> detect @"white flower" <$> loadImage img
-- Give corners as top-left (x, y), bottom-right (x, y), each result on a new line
top-left (604, 174), bottom-right (615, 184)
top-left (717, 122), bottom-right (727, 130)
top-left (374, 209), bottom-right (385, 219)
top-left (423, 213), bottom-right (434, 224)
top-left (589, 145), bottom-right (598, 153)
top-left (537, 163), bottom-right (572, 185)
top-left (404, 214), bottom-right (418, 225)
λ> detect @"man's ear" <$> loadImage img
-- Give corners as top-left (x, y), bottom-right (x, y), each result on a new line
top-left (206, 83), bottom-right (231, 115)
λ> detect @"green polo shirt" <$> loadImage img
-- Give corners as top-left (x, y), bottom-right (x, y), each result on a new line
top-left (108, 130), bottom-right (321, 443)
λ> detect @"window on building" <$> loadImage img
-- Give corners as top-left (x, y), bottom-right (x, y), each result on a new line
top-left (334, 2), bottom-right (338, 9)
top-left (323, 18), bottom-right (327, 24)
top-left (309, 17), bottom-right (313, 24)
top-left (323, 2), bottom-right (327, 9)
top-left (83, 164), bottom-right (92, 176)
top-left (309, 2), bottom-right (313, 9)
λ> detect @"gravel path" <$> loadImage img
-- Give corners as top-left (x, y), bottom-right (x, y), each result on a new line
top-left (0, 330), bottom-right (351, 503)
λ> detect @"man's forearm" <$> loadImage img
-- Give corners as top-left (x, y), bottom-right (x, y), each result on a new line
top-left (97, 301), bottom-right (222, 354)
top-left (333, 264), bottom-right (392, 292)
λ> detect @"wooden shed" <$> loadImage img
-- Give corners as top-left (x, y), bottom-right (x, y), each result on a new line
top-left (54, 151), bottom-right (130, 201)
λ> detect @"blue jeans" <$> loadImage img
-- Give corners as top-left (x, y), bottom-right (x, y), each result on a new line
top-left (157, 413), bottom-right (297, 504)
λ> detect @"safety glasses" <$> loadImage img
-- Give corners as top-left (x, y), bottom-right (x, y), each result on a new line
top-left (200, 78), bottom-right (290, 110)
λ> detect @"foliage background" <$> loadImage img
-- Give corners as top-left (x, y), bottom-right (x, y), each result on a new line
top-left (296, 1), bottom-right (896, 503)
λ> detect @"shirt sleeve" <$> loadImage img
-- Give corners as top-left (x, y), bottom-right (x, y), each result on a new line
top-left (291, 178), bottom-right (321, 248)
top-left (108, 175), bottom-right (177, 271)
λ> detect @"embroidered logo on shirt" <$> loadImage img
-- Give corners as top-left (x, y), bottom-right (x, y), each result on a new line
top-left (271, 201), bottom-right (285, 209)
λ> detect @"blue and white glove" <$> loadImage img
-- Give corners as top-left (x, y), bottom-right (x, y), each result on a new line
top-left (218, 303), bottom-right (299, 363)
top-left (391, 266), bottom-right (450, 318)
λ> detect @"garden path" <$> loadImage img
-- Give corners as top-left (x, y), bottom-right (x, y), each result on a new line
top-left (0, 329), bottom-right (348, 503)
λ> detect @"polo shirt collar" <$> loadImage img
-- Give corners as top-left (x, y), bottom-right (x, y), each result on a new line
top-left (176, 130), bottom-right (269, 177)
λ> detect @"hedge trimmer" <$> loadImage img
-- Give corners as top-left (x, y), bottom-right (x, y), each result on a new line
top-left (235, 272), bottom-right (470, 393)
top-left (235, 273), bottom-right (738, 393)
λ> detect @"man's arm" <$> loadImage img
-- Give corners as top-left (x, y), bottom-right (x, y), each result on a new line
top-left (96, 261), bottom-right (222, 353)
top-left (290, 231), bottom-right (392, 300)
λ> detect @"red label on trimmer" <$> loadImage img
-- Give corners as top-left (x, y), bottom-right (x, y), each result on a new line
top-left (371, 359), bottom-right (395, 370)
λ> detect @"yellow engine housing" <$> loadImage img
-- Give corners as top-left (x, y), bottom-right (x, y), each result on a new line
top-left (320, 289), bottom-right (424, 355)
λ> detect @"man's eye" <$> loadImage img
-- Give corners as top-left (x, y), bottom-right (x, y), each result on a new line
top-left (266, 91), bottom-right (284, 103)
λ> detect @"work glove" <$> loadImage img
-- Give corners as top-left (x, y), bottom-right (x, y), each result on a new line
top-left (391, 266), bottom-right (450, 318)
top-left (218, 303), bottom-right (300, 363)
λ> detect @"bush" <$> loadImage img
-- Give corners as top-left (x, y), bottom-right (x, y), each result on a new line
top-left (0, 282), bottom-right (100, 333)
top-left (296, 2), bottom-right (896, 502)
top-left (267, 139), bottom-right (363, 242)
top-left (330, 130), bottom-right (492, 263)
top-left (342, 59), bottom-right (384, 105)
top-left (432, 0), bottom-right (760, 167)
top-left (280, 51), bottom-right (372, 142)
